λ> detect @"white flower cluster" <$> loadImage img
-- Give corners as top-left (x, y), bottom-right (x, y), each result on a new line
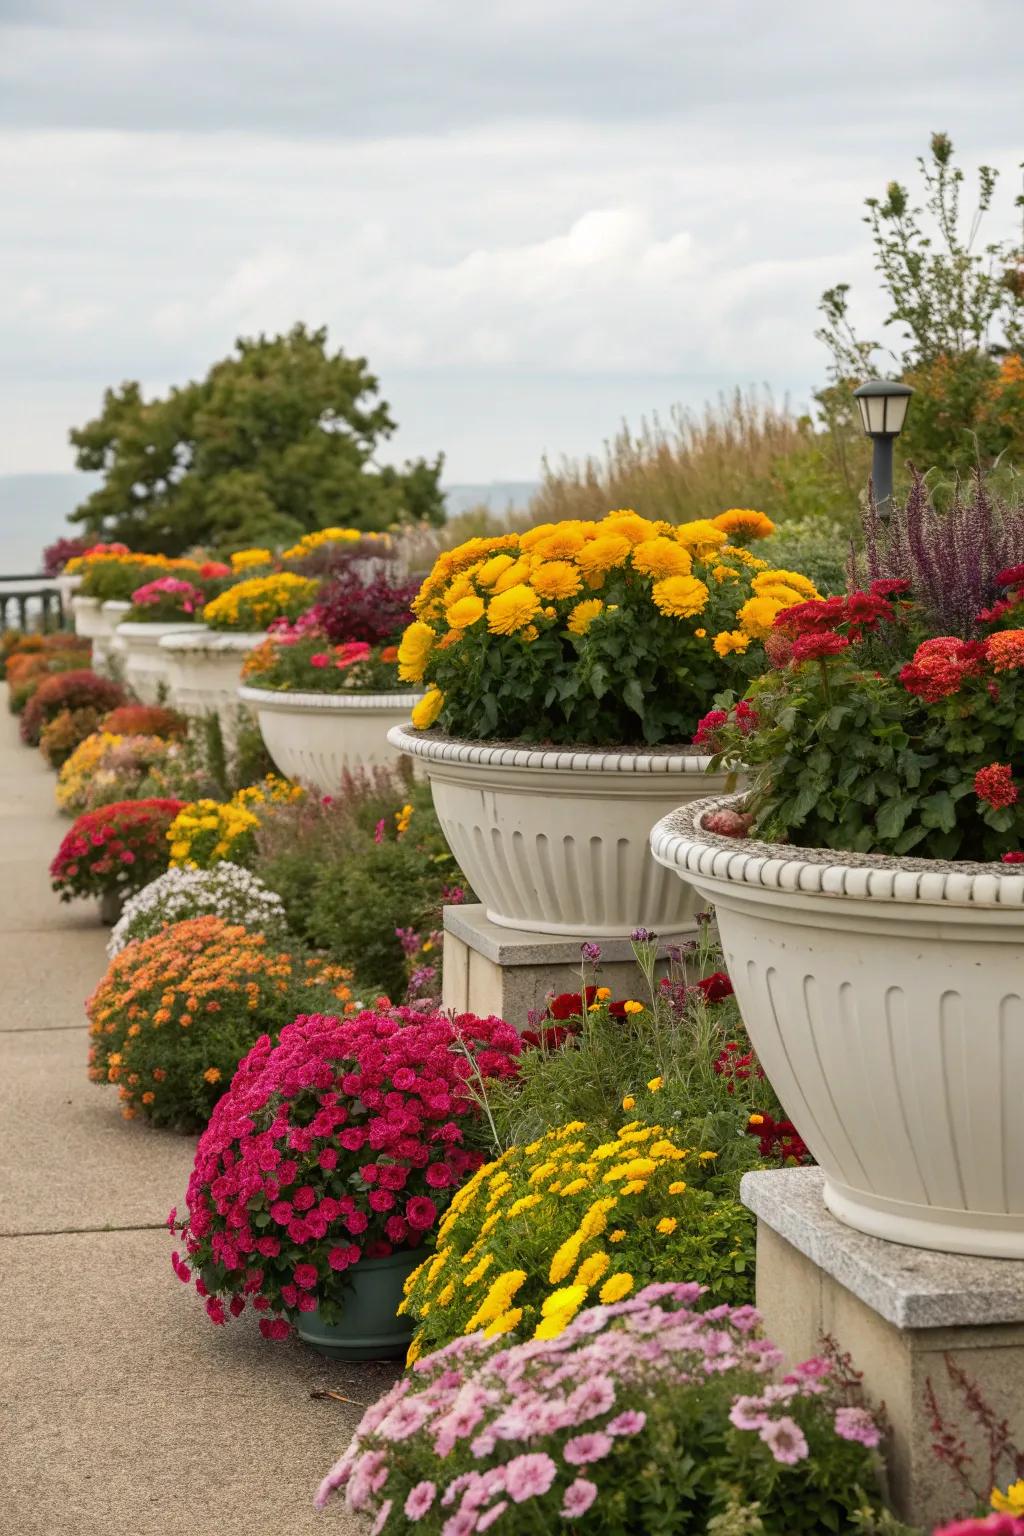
top-left (108, 862), bottom-right (290, 957)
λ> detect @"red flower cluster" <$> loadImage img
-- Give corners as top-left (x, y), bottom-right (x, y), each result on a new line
top-left (20, 668), bottom-right (126, 746)
top-left (713, 1040), bottom-right (763, 1093)
top-left (173, 1007), bottom-right (521, 1333)
top-left (899, 636), bottom-right (988, 702)
top-left (50, 798), bottom-right (184, 902)
top-left (975, 763), bottom-right (1018, 810)
top-left (790, 631), bottom-right (850, 663)
top-left (695, 971), bottom-right (734, 1003)
top-left (774, 582), bottom-right (905, 664)
top-left (746, 1112), bottom-right (810, 1165)
top-left (309, 640), bottom-right (373, 671)
top-left (692, 700), bottom-right (758, 752)
top-left (547, 987), bottom-right (597, 1020)
top-left (101, 704), bottom-right (188, 739)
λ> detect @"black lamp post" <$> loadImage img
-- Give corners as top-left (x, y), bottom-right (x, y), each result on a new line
top-left (852, 379), bottom-right (913, 519)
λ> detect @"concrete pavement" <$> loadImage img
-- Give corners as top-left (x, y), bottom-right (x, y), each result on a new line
top-left (0, 692), bottom-right (378, 1534)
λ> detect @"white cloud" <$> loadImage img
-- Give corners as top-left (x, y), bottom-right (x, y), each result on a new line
top-left (0, 0), bottom-right (1021, 484)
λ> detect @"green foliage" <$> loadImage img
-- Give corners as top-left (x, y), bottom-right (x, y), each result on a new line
top-left (69, 324), bottom-right (445, 554)
top-left (717, 602), bottom-right (1024, 860)
top-left (756, 517), bottom-right (853, 596)
top-left (817, 132), bottom-right (1024, 476)
top-left (253, 773), bottom-right (468, 999)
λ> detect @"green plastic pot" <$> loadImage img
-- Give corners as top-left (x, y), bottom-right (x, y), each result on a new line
top-left (297, 1249), bottom-right (421, 1361)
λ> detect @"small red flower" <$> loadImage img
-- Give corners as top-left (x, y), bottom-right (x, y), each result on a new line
top-left (975, 763), bottom-right (1018, 810)
top-left (790, 631), bottom-right (851, 663)
top-left (1001, 851), bottom-right (1024, 864)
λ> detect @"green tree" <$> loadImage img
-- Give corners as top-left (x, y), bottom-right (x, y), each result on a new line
top-left (816, 133), bottom-right (1024, 479)
top-left (69, 324), bottom-right (445, 554)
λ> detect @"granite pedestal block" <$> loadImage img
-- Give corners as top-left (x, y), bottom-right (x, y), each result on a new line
top-left (742, 1167), bottom-right (1024, 1530)
top-left (441, 903), bottom-right (676, 1024)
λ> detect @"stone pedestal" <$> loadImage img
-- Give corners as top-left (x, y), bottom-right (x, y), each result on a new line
top-left (441, 904), bottom-right (672, 1025)
top-left (742, 1168), bottom-right (1024, 1531)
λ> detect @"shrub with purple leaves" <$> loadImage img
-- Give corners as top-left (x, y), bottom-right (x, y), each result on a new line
top-left (314, 564), bottom-right (420, 648)
top-left (315, 1283), bottom-right (890, 1535)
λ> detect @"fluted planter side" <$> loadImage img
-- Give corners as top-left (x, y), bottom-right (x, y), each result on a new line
top-left (650, 794), bottom-right (1024, 1259)
top-left (115, 620), bottom-right (202, 704)
top-left (388, 725), bottom-right (736, 938)
top-left (158, 630), bottom-right (264, 742)
top-left (239, 686), bottom-right (424, 793)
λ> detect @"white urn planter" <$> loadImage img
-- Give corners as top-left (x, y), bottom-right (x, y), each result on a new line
top-left (159, 630), bottom-right (264, 741)
top-left (239, 686), bottom-right (424, 794)
top-left (71, 596), bottom-right (128, 674)
top-left (387, 725), bottom-right (734, 937)
top-left (650, 795), bottom-right (1024, 1259)
top-left (115, 620), bottom-right (202, 704)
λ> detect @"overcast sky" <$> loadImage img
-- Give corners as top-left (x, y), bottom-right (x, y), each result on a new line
top-left (2, 0), bottom-right (1022, 483)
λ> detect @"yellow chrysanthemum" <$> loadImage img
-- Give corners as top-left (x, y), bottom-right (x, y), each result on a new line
top-left (992, 1481), bottom-right (1024, 1516)
top-left (630, 537), bottom-right (693, 580)
top-left (445, 594), bottom-right (486, 629)
top-left (567, 598), bottom-right (604, 636)
top-left (476, 553), bottom-right (518, 589)
top-left (712, 508), bottom-right (775, 541)
top-left (534, 1283), bottom-right (588, 1339)
top-left (487, 584), bottom-right (541, 635)
top-left (526, 525), bottom-right (589, 560)
top-left (752, 568), bottom-right (819, 599)
top-left (575, 535), bottom-right (632, 577)
top-left (484, 1307), bottom-right (523, 1338)
top-left (530, 560), bottom-right (582, 601)
top-left (230, 547), bottom-right (272, 570)
top-left (548, 1233), bottom-right (584, 1285)
top-left (668, 1181), bottom-right (688, 1195)
top-left (397, 620), bottom-right (436, 683)
top-left (492, 559), bottom-right (533, 593)
top-left (737, 595), bottom-right (784, 639)
top-left (599, 1272), bottom-right (634, 1304)
top-left (711, 565), bottom-right (740, 583)
top-left (651, 574), bottom-right (709, 619)
top-left (713, 629), bottom-right (751, 657)
top-left (647, 1077), bottom-right (664, 1092)
top-left (656, 1217), bottom-right (678, 1236)
top-left (674, 520), bottom-right (729, 554)
top-left (575, 1250), bottom-right (612, 1288)
top-left (622, 1000), bottom-right (644, 1015)
top-left (411, 687), bottom-right (444, 730)
top-left (600, 510), bottom-right (659, 545)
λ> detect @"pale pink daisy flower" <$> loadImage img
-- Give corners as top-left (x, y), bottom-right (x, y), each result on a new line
top-left (379, 1398), bottom-right (429, 1441)
top-left (560, 1478), bottom-right (598, 1519)
top-left (758, 1415), bottom-right (809, 1465)
top-left (566, 1375), bottom-right (616, 1421)
top-left (563, 1431), bottom-right (614, 1465)
top-left (476, 1501), bottom-right (508, 1530)
top-left (404, 1482), bottom-right (437, 1520)
top-left (607, 1409), bottom-right (646, 1437)
top-left (503, 1453), bottom-right (558, 1503)
top-left (834, 1406), bottom-right (881, 1448)
top-left (729, 1395), bottom-right (768, 1431)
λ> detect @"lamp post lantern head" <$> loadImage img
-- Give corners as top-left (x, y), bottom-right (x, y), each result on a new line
top-left (852, 379), bottom-right (913, 518)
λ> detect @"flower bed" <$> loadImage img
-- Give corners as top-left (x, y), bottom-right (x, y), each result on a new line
top-left (167, 776), bottom-right (303, 869)
top-left (101, 704), bottom-right (188, 739)
top-left (56, 731), bottom-right (202, 816)
top-left (399, 1118), bottom-right (754, 1359)
top-left (108, 862), bottom-right (289, 957)
top-left (398, 507), bottom-right (812, 745)
top-left (20, 669), bottom-right (126, 750)
top-left (87, 914), bottom-right (353, 1128)
top-left (203, 572), bottom-right (319, 631)
top-left (172, 1007), bottom-right (521, 1330)
top-left (316, 1284), bottom-right (891, 1535)
top-left (51, 798), bottom-right (184, 909)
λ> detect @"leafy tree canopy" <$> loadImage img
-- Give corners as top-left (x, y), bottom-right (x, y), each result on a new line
top-left (69, 324), bottom-right (445, 554)
top-left (815, 133), bottom-right (1024, 478)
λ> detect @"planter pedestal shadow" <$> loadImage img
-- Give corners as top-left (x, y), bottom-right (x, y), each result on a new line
top-left (441, 903), bottom-right (680, 1023)
top-left (743, 1167), bottom-right (1024, 1532)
